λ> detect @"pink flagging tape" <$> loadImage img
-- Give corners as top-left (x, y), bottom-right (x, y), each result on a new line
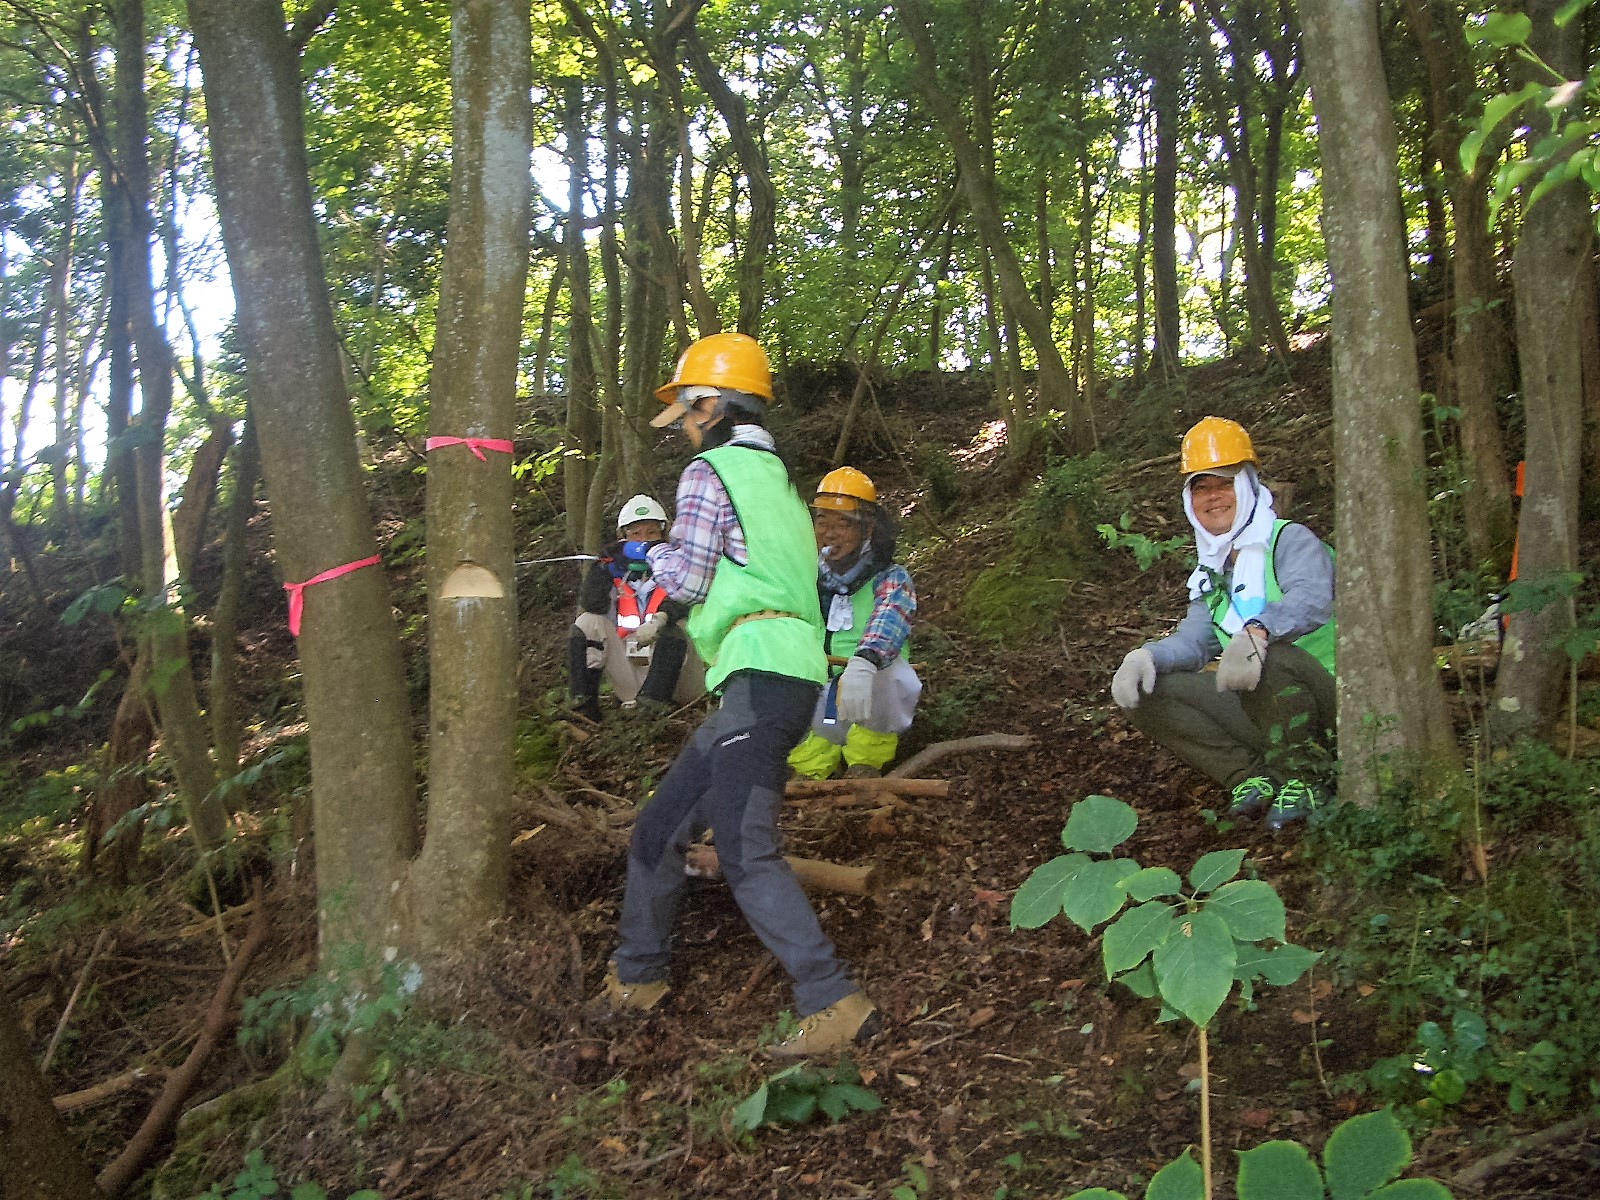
top-left (283, 555), bottom-right (382, 637)
top-left (424, 436), bottom-right (515, 461)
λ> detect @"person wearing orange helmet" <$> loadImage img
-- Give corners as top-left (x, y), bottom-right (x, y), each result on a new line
top-left (1110, 416), bottom-right (1336, 830)
top-left (590, 333), bottom-right (880, 1057)
top-left (788, 467), bottom-right (922, 780)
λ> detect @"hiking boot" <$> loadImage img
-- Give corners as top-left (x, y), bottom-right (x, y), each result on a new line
top-left (843, 762), bottom-right (881, 779)
top-left (1267, 779), bottom-right (1328, 831)
top-left (586, 960), bottom-right (669, 1017)
top-left (1229, 775), bottom-right (1276, 817)
top-left (767, 991), bottom-right (883, 1058)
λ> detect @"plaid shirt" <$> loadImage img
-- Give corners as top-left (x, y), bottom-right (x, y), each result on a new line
top-left (645, 426), bottom-right (772, 604)
top-left (850, 564), bottom-right (916, 664)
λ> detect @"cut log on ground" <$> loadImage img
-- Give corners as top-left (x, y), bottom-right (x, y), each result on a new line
top-left (685, 846), bottom-right (877, 896)
top-left (53, 1068), bottom-right (160, 1113)
top-left (887, 734), bottom-right (1036, 779)
top-left (785, 777), bottom-right (949, 800)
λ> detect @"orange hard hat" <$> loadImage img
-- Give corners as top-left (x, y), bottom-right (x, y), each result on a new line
top-left (651, 333), bottom-right (773, 427)
top-left (1180, 416), bottom-right (1257, 475)
top-left (812, 467), bottom-right (877, 512)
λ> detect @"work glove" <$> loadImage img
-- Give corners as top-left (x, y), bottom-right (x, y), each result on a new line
top-left (1215, 625), bottom-right (1268, 693)
top-left (1110, 647), bottom-right (1157, 709)
top-left (621, 540), bottom-right (654, 566)
top-left (632, 610), bottom-right (668, 648)
top-left (836, 656), bottom-right (878, 726)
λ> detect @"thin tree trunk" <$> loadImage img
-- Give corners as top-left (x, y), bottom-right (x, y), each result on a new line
top-left (1150, 0), bottom-right (1183, 380)
top-left (1300, 0), bottom-right (1460, 804)
top-left (561, 81), bottom-right (600, 550)
top-left (86, 655), bottom-right (152, 883)
top-left (210, 417), bottom-right (259, 779)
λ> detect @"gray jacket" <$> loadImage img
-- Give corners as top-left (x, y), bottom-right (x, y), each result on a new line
top-left (1143, 522), bottom-right (1334, 674)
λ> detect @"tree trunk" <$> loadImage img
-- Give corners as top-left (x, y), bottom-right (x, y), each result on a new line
top-left (411, 0), bottom-right (531, 954)
top-left (1490, 0), bottom-right (1592, 743)
top-left (0, 988), bottom-right (105, 1200)
top-left (1300, 0), bottom-right (1459, 805)
top-left (86, 655), bottom-right (154, 883)
top-left (1149, 0), bottom-right (1183, 380)
top-left (561, 81), bottom-right (600, 550)
top-left (210, 418), bottom-right (260, 779)
top-left (189, 0), bottom-right (419, 956)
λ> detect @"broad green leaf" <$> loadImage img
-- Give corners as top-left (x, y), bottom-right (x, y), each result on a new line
top-left (1103, 901), bottom-right (1178, 975)
top-left (818, 1082), bottom-right (881, 1119)
top-left (290, 1185), bottom-right (330, 1200)
top-left (1554, 0), bottom-right (1589, 22)
top-left (1152, 908), bottom-right (1236, 1028)
top-left (1063, 858), bottom-right (1138, 933)
top-left (1145, 1148), bottom-right (1205, 1200)
top-left (1259, 943), bottom-right (1322, 987)
top-left (1235, 1140), bottom-right (1324, 1200)
top-left (1117, 960), bottom-right (1158, 999)
top-left (1063, 795), bottom-right (1138, 853)
top-left (1123, 866), bottom-right (1183, 901)
top-left (731, 1082), bottom-right (769, 1132)
top-left (1063, 1191), bottom-right (1128, 1200)
top-left (768, 1087), bottom-right (818, 1124)
top-left (1234, 942), bottom-right (1272, 981)
top-left (1451, 1010), bottom-right (1488, 1054)
top-left (1368, 1181), bottom-right (1454, 1199)
top-left (1205, 879), bottom-right (1286, 942)
top-left (1011, 853), bottom-right (1091, 928)
top-left (1324, 1108), bottom-right (1411, 1200)
top-left (1460, 84), bottom-right (1543, 173)
top-left (1187, 849), bottom-right (1246, 895)
top-left (1479, 11), bottom-right (1533, 46)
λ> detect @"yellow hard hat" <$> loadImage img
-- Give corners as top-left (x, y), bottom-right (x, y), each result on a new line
top-left (812, 466), bottom-right (877, 512)
top-left (651, 333), bottom-right (773, 427)
top-left (1180, 416), bottom-right (1257, 475)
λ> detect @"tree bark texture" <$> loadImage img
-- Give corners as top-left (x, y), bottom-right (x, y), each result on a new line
top-left (189, 0), bottom-right (419, 955)
top-left (412, 0), bottom-right (531, 954)
top-left (561, 81), bottom-right (600, 549)
top-left (1300, 0), bottom-right (1458, 804)
top-left (1149, 0), bottom-right (1183, 379)
top-left (1490, 0), bottom-right (1593, 742)
top-left (0, 988), bottom-right (105, 1200)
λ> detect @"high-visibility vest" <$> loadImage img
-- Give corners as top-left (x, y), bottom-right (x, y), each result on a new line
top-left (613, 579), bottom-right (666, 639)
top-left (1204, 520), bottom-right (1336, 674)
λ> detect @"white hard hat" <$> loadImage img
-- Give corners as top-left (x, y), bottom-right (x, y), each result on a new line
top-left (617, 494), bottom-right (668, 531)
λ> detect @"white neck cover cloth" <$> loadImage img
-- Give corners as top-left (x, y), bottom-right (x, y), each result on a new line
top-left (1184, 465), bottom-right (1278, 634)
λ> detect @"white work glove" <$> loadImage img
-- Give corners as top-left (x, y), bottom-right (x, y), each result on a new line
top-left (1215, 625), bottom-right (1268, 692)
top-left (1111, 647), bottom-right (1157, 709)
top-left (836, 656), bottom-right (878, 726)
top-left (632, 611), bottom-right (668, 648)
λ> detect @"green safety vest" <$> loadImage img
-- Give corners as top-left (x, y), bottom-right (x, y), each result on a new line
top-left (684, 445), bottom-right (827, 691)
top-left (822, 575), bottom-right (910, 677)
top-left (1205, 520), bottom-right (1336, 674)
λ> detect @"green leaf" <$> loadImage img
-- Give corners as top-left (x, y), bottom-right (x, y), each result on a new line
top-left (1258, 943), bottom-right (1322, 987)
top-left (1123, 866), bottom-right (1183, 901)
top-left (768, 1087), bottom-right (818, 1124)
top-left (1063, 795), bottom-right (1138, 853)
top-left (1460, 83), bottom-right (1543, 173)
top-left (1117, 960), bottom-right (1158, 999)
top-left (731, 1082), bottom-right (769, 1132)
top-left (1187, 849), bottom-right (1246, 895)
top-left (1205, 879), bottom-right (1286, 942)
top-left (1062, 859), bottom-right (1138, 933)
top-left (1367, 1181), bottom-right (1454, 1199)
top-left (1063, 1192), bottom-right (1128, 1200)
top-left (1011, 853), bottom-right (1092, 928)
top-left (1554, 0), bottom-right (1589, 24)
top-left (1475, 11), bottom-right (1533, 46)
top-left (1152, 908), bottom-right (1236, 1028)
top-left (1324, 1108), bottom-right (1411, 1200)
top-left (818, 1083), bottom-right (881, 1119)
top-left (1235, 1140), bottom-right (1325, 1200)
top-left (1103, 901), bottom-right (1178, 975)
top-left (1145, 1148), bottom-right (1205, 1200)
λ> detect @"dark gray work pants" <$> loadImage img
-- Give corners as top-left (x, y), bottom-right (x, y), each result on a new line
top-left (613, 670), bottom-right (855, 1016)
top-left (1127, 643), bottom-right (1335, 789)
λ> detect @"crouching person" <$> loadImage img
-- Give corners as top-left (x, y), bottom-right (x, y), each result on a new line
top-left (568, 495), bottom-right (704, 720)
top-left (1110, 417), bottom-right (1336, 830)
top-left (788, 468), bottom-right (922, 779)
top-left (591, 333), bottom-right (880, 1056)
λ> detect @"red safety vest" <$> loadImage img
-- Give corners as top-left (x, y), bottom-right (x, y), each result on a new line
top-left (614, 579), bottom-right (666, 638)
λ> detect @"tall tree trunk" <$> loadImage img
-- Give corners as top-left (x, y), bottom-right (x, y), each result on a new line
top-left (0, 988), bottom-right (105, 1200)
top-left (1149, 0), bottom-right (1183, 380)
top-left (561, 81), bottom-right (600, 549)
top-left (189, 0), bottom-right (419, 956)
top-left (411, 0), bottom-right (531, 954)
top-left (1490, 0), bottom-right (1592, 743)
top-left (86, 654), bottom-right (153, 884)
top-left (1300, 0), bottom-right (1459, 805)
top-left (49, 144), bottom-right (79, 538)
top-left (210, 417), bottom-right (260, 779)
top-left (896, 0), bottom-right (1084, 454)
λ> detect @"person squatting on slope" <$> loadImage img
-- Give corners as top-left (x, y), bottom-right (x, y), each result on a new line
top-left (788, 467), bottom-right (922, 780)
top-left (591, 332), bottom-right (881, 1056)
top-left (1110, 416), bottom-right (1336, 830)
top-left (568, 495), bottom-right (703, 720)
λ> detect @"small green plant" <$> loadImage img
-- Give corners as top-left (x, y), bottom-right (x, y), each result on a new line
top-left (730, 1056), bottom-right (881, 1132)
top-left (191, 1149), bottom-right (380, 1200)
top-left (1097, 512), bottom-right (1190, 572)
top-left (890, 1158), bottom-right (931, 1200)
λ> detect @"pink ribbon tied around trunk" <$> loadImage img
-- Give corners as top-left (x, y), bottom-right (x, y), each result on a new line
top-left (425, 436), bottom-right (515, 461)
top-left (283, 555), bottom-right (382, 637)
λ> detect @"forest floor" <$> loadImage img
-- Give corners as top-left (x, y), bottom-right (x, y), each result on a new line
top-left (4, 335), bottom-right (1599, 1200)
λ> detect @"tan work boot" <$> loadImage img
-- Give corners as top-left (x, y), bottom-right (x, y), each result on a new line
top-left (587, 960), bottom-right (669, 1017)
top-left (767, 991), bottom-right (882, 1057)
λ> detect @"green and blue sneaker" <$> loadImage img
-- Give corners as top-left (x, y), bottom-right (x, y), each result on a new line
top-left (1267, 779), bottom-right (1328, 831)
top-left (1229, 775), bottom-right (1277, 817)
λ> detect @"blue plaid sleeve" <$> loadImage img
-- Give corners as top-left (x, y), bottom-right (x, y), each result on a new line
top-left (645, 459), bottom-right (746, 605)
top-left (857, 564), bottom-right (916, 661)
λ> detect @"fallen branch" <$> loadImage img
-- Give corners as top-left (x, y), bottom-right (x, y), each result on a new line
top-left (1451, 1113), bottom-right (1598, 1193)
top-left (53, 1067), bottom-right (159, 1113)
top-left (785, 777), bottom-right (948, 800)
top-left (887, 734), bottom-right (1036, 779)
top-left (685, 846), bottom-right (877, 896)
top-left (97, 880), bottom-right (270, 1199)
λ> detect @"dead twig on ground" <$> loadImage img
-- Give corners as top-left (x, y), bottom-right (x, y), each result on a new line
top-left (42, 928), bottom-right (111, 1073)
top-left (887, 734), bottom-right (1036, 779)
